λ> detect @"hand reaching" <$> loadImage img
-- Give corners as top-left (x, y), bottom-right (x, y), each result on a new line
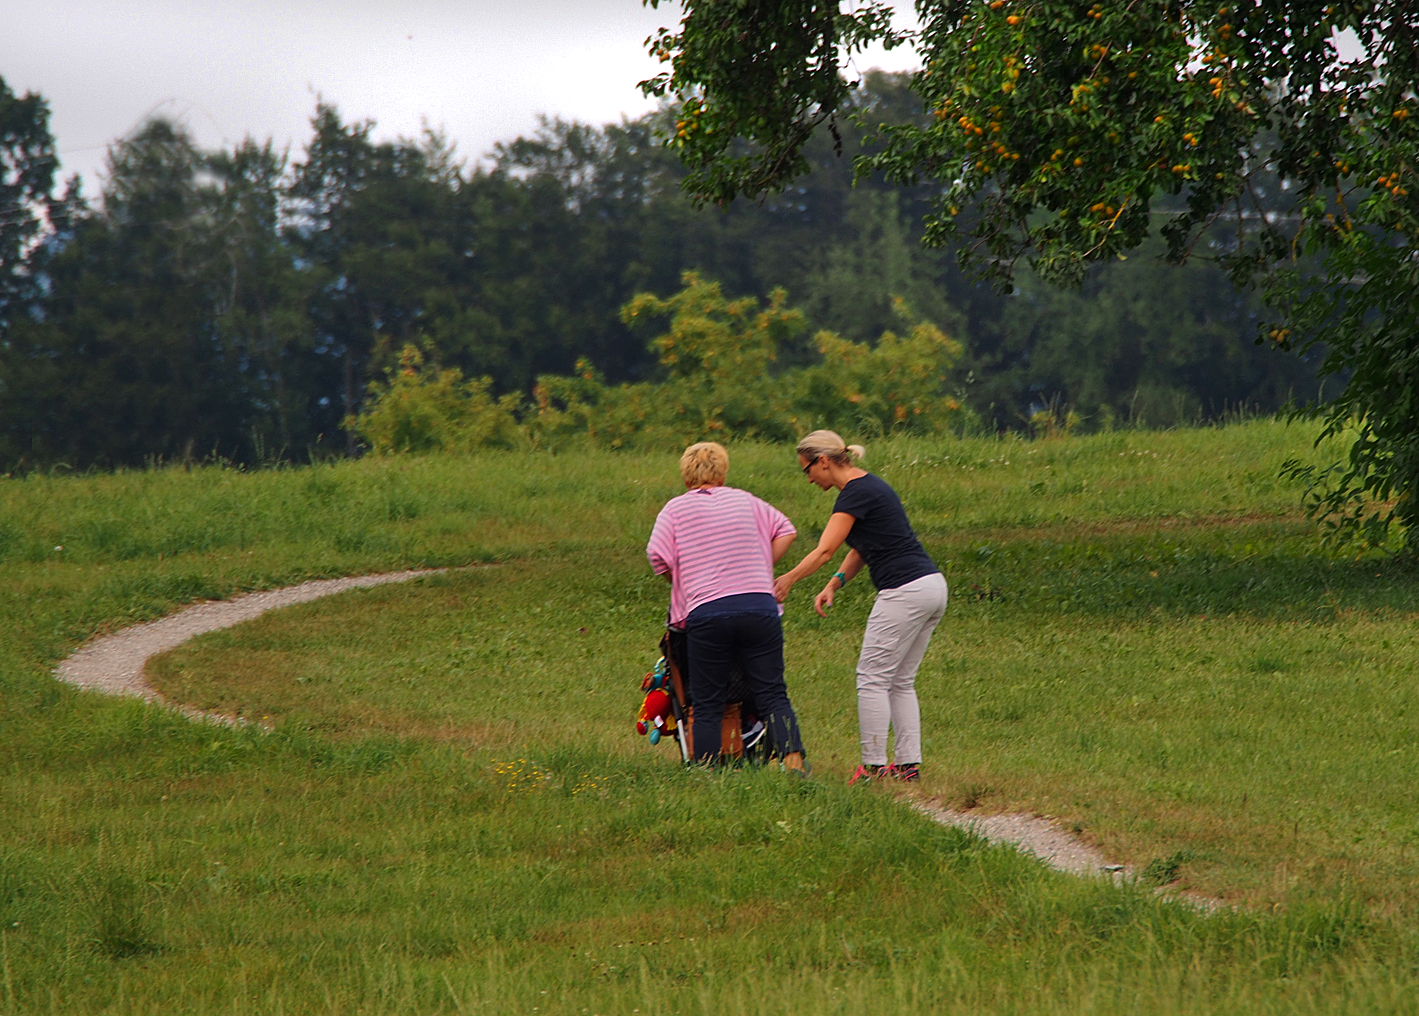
top-left (773, 573), bottom-right (793, 603)
top-left (813, 584), bottom-right (835, 617)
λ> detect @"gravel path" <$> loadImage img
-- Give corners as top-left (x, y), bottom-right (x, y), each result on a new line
top-left (913, 802), bottom-right (1129, 879)
top-left (53, 568), bottom-right (1216, 903)
top-left (55, 569), bottom-right (443, 722)
top-left (913, 803), bottom-right (1223, 909)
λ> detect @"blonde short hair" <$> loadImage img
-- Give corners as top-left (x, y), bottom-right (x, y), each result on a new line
top-left (680, 441), bottom-right (729, 487)
top-left (796, 430), bottom-right (865, 466)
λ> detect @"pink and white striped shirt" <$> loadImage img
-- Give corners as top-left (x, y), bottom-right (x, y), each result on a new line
top-left (646, 485), bottom-right (796, 626)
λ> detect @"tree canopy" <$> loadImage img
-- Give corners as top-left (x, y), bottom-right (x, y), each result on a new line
top-left (646, 0), bottom-right (1418, 547)
top-left (0, 78), bottom-right (66, 332)
top-left (0, 70), bottom-right (1325, 470)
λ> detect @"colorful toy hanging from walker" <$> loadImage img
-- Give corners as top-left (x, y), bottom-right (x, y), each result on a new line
top-left (634, 628), bottom-right (762, 763)
top-left (635, 655), bottom-right (679, 746)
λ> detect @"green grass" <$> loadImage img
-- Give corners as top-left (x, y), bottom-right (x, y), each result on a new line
top-left (7, 421), bottom-right (1419, 1013)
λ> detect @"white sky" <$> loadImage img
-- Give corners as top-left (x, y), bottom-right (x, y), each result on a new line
top-left (5, 1), bottom-right (922, 199)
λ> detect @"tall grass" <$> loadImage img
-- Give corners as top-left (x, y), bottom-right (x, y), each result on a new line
top-left (6, 419), bottom-right (1417, 1014)
top-left (0, 419), bottom-right (1320, 569)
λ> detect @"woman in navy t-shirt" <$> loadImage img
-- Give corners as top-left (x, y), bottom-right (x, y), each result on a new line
top-left (773, 430), bottom-right (948, 784)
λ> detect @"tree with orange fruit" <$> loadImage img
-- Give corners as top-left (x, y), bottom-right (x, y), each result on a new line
top-left (642, 0), bottom-right (1418, 548)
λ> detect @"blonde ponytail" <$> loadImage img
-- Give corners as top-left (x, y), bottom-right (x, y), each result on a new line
top-left (796, 430), bottom-right (866, 466)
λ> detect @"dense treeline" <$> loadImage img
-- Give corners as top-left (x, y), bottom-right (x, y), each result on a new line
top-left (0, 73), bottom-right (1324, 468)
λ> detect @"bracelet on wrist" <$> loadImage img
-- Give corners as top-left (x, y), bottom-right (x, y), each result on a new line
top-left (832, 570), bottom-right (848, 587)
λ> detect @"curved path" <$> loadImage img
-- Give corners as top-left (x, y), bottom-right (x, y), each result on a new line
top-left (52, 568), bottom-right (1206, 901)
top-left (55, 570), bottom-right (443, 723)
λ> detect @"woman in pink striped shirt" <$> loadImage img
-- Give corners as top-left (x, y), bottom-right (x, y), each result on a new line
top-left (646, 442), bottom-right (809, 774)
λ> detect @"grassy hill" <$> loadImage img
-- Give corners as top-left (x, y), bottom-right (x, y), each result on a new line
top-left (4, 421), bottom-right (1419, 1014)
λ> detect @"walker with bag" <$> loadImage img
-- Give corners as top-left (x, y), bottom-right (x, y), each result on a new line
top-left (635, 625), bottom-right (768, 764)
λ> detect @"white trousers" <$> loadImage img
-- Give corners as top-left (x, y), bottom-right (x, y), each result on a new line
top-left (856, 571), bottom-right (948, 766)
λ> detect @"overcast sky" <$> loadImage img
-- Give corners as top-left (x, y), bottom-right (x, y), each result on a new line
top-left (4, 1), bottom-right (921, 198)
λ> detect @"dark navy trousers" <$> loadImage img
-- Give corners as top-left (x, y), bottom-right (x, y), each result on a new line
top-left (684, 610), bottom-right (805, 763)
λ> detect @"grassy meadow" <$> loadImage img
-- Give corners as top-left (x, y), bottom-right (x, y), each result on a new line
top-left (5, 420), bottom-right (1419, 1014)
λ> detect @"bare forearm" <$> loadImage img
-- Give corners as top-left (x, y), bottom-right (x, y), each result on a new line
top-left (840, 549), bottom-right (865, 582)
top-left (824, 549), bottom-right (866, 591)
top-left (775, 512), bottom-right (855, 602)
top-left (785, 544), bottom-right (834, 584)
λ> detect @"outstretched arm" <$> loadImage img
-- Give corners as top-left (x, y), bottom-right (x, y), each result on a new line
top-left (773, 512), bottom-right (855, 602)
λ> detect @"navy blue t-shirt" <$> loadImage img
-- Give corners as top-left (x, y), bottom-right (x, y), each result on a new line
top-left (833, 473), bottom-right (938, 591)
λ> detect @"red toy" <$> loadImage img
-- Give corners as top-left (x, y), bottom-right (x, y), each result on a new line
top-left (636, 686), bottom-right (677, 745)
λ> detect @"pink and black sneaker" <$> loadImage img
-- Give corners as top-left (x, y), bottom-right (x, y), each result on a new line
top-left (848, 764), bottom-right (885, 785)
top-left (884, 763), bottom-right (920, 782)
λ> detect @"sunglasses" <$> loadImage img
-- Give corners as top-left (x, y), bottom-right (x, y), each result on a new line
top-left (801, 456), bottom-right (818, 476)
